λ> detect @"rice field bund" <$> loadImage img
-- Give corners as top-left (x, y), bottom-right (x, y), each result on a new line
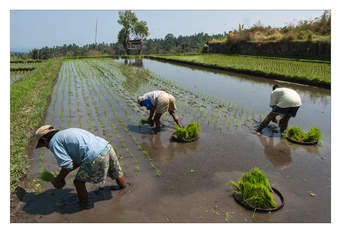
top-left (12, 58), bottom-right (330, 223)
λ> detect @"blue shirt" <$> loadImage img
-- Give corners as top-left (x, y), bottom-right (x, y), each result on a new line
top-left (142, 99), bottom-right (153, 110)
top-left (49, 128), bottom-right (109, 171)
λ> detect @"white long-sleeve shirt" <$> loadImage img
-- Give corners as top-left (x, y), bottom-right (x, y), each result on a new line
top-left (270, 88), bottom-right (302, 108)
top-left (141, 90), bottom-right (165, 106)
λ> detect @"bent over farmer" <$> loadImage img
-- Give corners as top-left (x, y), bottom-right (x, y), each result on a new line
top-left (256, 85), bottom-right (302, 133)
top-left (137, 90), bottom-right (183, 132)
top-left (35, 126), bottom-right (126, 206)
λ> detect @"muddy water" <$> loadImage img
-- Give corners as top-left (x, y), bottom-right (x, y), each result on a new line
top-left (12, 59), bottom-right (330, 223)
top-left (10, 73), bottom-right (24, 84)
top-left (118, 58), bottom-right (331, 142)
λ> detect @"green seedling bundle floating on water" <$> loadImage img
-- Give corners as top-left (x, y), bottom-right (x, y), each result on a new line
top-left (285, 126), bottom-right (322, 143)
top-left (140, 119), bottom-right (148, 125)
top-left (230, 168), bottom-right (277, 209)
top-left (174, 122), bottom-right (200, 141)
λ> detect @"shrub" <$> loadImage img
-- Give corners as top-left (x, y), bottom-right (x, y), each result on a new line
top-left (230, 168), bottom-right (277, 209)
top-left (281, 32), bottom-right (296, 42)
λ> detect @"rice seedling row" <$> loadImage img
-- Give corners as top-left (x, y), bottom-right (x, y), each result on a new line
top-left (85, 61), bottom-right (162, 174)
top-left (58, 61), bottom-right (68, 128)
top-left (71, 60), bottom-right (143, 174)
top-left (75, 62), bottom-right (130, 174)
top-left (74, 62), bottom-right (95, 134)
top-left (80, 63), bottom-right (108, 137)
top-left (93, 59), bottom-right (263, 134)
top-left (73, 61), bottom-right (130, 174)
top-left (151, 54), bottom-right (331, 84)
top-left (85, 63), bottom-right (158, 174)
top-left (50, 62), bottom-right (66, 125)
top-left (71, 62), bottom-right (82, 128)
top-left (67, 61), bottom-right (73, 128)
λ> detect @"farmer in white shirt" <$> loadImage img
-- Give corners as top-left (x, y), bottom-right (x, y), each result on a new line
top-left (256, 85), bottom-right (302, 133)
top-left (137, 90), bottom-right (183, 132)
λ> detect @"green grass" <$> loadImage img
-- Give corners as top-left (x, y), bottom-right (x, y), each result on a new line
top-left (149, 54), bottom-right (330, 85)
top-left (175, 122), bottom-right (200, 140)
top-left (230, 168), bottom-right (277, 209)
top-left (286, 126), bottom-right (322, 143)
top-left (10, 58), bottom-right (63, 192)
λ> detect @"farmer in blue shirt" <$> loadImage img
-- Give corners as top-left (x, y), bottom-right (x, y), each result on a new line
top-left (137, 90), bottom-right (183, 132)
top-left (35, 125), bottom-right (126, 206)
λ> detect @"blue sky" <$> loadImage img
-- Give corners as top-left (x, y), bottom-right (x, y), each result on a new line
top-left (10, 10), bottom-right (325, 51)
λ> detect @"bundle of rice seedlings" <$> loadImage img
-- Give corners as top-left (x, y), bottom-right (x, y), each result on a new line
top-left (140, 119), bottom-right (148, 125)
top-left (302, 127), bottom-right (322, 142)
top-left (175, 122), bottom-right (200, 140)
top-left (230, 168), bottom-right (277, 209)
top-left (39, 170), bottom-right (55, 182)
top-left (287, 126), bottom-right (322, 143)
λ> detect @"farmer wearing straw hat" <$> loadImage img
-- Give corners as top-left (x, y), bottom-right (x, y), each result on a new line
top-left (35, 125), bottom-right (126, 206)
top-left (256, 85), bottom-right (302, 134)
top-left (137, 90), bottom-right (183, 132)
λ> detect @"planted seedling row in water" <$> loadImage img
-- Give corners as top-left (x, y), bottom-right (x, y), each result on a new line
top-left (71, 63), bottom-right (82, 128)
top-left (82, 64), bottom-right (147, 172)
top-left (67, 63), bottom-right (73, 128)
top-left (94, 70), bottom-right (140, 127)
top-left (90, 69), bottom-right (161, 175)
top-left (116, 151), bottom-right (127, 175)
top-left (51, 63), bottom-right (66, 123)
top-left (74, 63), bottom-right (95, 134)
top-left (76, 64), bottom-right (93, 131)
top-left (58, 63), bottom-right (68, 128)
top-left (84, 69), bottom-right (108, 137)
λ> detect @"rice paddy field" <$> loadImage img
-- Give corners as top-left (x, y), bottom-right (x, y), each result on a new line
top-left (10, 61), bottom-right (42, 84)
top-left (148, 54), bottom-right (331, 86)
top-left (12, 58), bottom-right (330, 223)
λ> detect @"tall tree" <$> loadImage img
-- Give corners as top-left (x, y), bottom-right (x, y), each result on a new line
top-left (117, 10), bottom-right (149, 54)
top-left (133, 20), bottom-right (149, 39)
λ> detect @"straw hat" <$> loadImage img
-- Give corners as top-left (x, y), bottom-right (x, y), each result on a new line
top-left (35, 125), bottom-right (57, 148)
top-left (137, 96), bottom-right (143, 104)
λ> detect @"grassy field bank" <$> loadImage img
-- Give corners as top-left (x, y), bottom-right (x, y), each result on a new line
top-left (146, 54), bottom-right (331, 88)
top-left (10, 58), bottom-right (63, 191)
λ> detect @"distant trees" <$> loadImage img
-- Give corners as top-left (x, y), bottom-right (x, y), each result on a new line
top-left (117, 10), bottom-right (149, 54)
top-left (31, 49), bottom-right (40, 59)
top-left (11, 32), bottom-right (227, 59)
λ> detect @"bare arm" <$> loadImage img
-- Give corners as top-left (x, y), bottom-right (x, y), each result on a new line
top-left (147, 106), bottom-right (156, 127)
top-left (148, 106), bottom-right (155, 120)
top-left (170, 111), bottom-right (183, 128)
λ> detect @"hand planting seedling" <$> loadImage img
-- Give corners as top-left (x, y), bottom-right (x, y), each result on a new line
top-left (140, 119), bottom-right (152, 125)
top-left (230, 168), bottom-right (277, 209)
top-left (39, 170), bottom-right (55, 182)
top-left (284, 126), bottom-right (322, 144)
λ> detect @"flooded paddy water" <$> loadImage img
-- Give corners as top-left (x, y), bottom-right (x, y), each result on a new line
top-left (13, 58), bottom-right (330, 223)
top-left (10, 73), bottom-right (24, 84)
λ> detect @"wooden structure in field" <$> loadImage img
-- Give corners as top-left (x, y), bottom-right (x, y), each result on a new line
top-left (127, 39), bottom-right (142, 50)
